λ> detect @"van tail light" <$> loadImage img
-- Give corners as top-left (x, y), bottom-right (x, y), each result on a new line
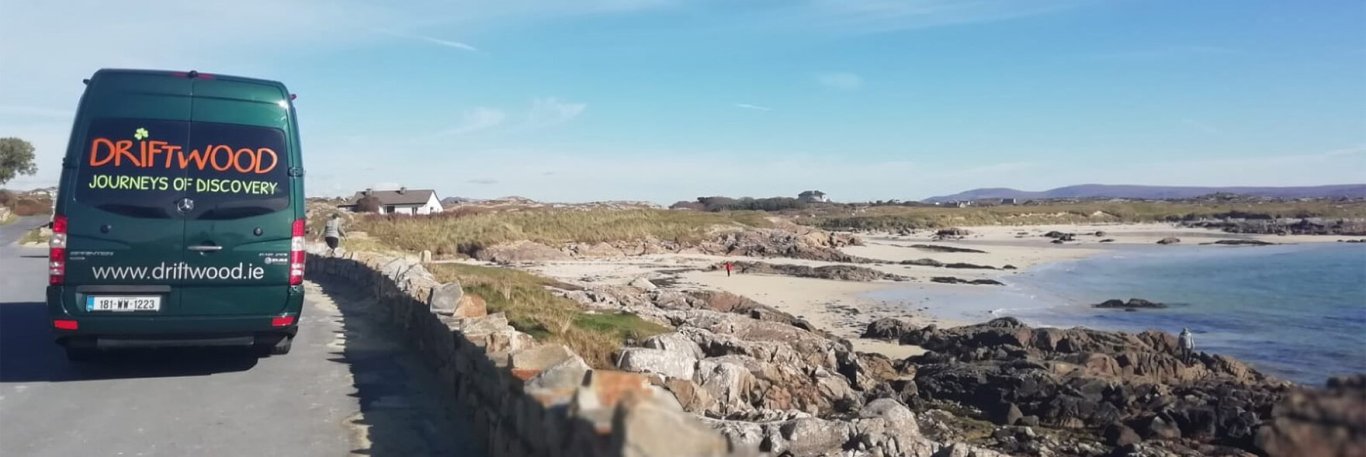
top-left (53, 319), bottom-right (79, 331)
top-left (289, 218), bottom-right (306, 285)
top-left (49, 215), bottom-right (68, 285)
top-left (271, 315), bottom-right (296, 327)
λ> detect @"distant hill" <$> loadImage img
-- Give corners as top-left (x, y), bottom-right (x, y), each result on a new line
top-left (923, 184), bottom-right (1366, 203)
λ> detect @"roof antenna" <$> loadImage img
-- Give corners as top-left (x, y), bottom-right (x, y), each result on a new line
top-left (187, 70), bottom-right (199, 79)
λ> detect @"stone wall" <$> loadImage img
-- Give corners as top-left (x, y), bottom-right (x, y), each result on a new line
top-left (305, 245), bottom-right (741, 457)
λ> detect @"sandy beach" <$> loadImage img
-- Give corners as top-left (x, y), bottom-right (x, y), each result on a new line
top-left (519, 223), bottom-right (1350, 359)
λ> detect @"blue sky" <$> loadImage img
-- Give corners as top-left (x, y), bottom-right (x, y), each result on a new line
top-left (2, 0), bottom-right (1363, 203)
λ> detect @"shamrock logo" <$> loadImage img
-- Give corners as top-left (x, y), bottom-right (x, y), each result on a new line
top-left (134, 128), bottom-right (149, 141)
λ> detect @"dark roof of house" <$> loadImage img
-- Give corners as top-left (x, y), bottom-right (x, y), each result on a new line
top-left (345, 189), bottom-right (438, 206)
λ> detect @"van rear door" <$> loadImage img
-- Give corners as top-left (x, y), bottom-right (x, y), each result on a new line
top-left (176, 78), bottom-right (298, 316)
top-left (61, 73), bottom-right (192, 316)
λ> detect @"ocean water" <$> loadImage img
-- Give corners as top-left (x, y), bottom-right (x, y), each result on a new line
top-left (868, 243), bottom-right (1366, 385)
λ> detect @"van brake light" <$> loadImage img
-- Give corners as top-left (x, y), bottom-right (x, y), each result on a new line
top-left (289, 219), bottom-right (306, 285)
top-left (49, 215), bottom-right (68, 285)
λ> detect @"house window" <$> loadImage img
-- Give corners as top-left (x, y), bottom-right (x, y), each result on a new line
top-left (385, 205), bottom-right (396, 214)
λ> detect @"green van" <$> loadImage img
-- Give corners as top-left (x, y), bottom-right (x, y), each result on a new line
top-left (47, 69), bottom-right (306, 361)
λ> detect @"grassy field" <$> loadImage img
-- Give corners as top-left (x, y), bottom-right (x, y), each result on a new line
top-left (798, 201), bottom-right (1366, 231)
top-left (343, 208), bottom-right (771, 255)
top-left (428, 263), bottom-right (669, 367)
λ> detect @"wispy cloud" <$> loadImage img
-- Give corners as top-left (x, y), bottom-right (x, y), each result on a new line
top-left (734, 103), bottom-right (773, 111)
top-left (528, 97), bottom-right (587, 127)
top-left (371, 27), bottom-right (479, 52)
top-left (444, 107), bottom-right (506, 136)
top-left (468, 178), bottom-right (499, 185)
top-left (816, 72), bottom-right (863, 90)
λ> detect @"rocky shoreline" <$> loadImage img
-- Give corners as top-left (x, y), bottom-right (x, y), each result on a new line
top-left (544, 264), bottom-right (1364, 456)
top-left (447, 221), bottom-right (1362, 456)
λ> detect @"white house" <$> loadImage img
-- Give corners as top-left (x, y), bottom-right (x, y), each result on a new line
top-left (343, 188), bottom-right (444, 215)
top-left (798, 190), bottom-right (830, 203)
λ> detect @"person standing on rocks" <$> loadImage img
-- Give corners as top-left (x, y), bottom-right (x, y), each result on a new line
top-left (324, 214), bottom-right (347, 255)
top-left (1178, 327), bottom-right (1195, 363)
top-left (724, 261), bottom-right (733, 277)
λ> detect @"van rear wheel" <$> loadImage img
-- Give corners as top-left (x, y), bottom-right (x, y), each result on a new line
top-left (254, 335), bottom-right (292, 356)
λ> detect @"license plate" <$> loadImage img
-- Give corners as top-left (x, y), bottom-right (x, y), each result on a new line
top-left (86, 295), bottom-right (162, 312)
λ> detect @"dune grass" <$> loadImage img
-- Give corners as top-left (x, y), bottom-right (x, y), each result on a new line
top-left (351, 208), bottom-right (772, 255)
top-left (429, 262), bottom-right (669, 367)
top-left (801, 201), bottom-right (1366, 232)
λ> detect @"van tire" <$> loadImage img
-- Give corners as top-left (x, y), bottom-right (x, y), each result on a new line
top-left (255, 335), bottom-right (292, 356)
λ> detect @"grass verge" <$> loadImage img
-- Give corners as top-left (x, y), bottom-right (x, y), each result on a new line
top-left (19, 226), bottom-right (50, 245)
top-left (429, 262), bottom-right (669, 367)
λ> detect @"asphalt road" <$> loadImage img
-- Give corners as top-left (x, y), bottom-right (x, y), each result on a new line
top-left (0, 216), bottom-right (480, 456)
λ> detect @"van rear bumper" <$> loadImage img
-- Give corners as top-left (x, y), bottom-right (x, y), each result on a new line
top-left (49, 315), bottom-right (298, 338)
top-left (47, 286), bottom-right (301, 342)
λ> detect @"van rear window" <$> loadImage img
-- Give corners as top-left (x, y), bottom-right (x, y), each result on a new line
top-left (185, 122), bottom-right (291, 220)
top-left (75, 118), bottom-right (291, 219)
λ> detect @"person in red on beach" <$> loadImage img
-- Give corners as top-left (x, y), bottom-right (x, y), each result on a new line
top-left (724, 261), bottom-right (733, 277)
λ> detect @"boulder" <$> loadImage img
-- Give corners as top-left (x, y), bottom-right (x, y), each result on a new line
top-left (429, 282), bottom-right (464, 315)
top-left (611, 394), bottom-right (730, 457)
top-left (454, 294), bottom-right (488, 318)
top-left (779, 417), bottom-right (852, 456)
top-left (859, 398), bottom-right (920, 436)
top-left (706, 228), bottom-right (860, 262)
top-left (1093, 298), bottom-right (1167, 310)
top-left (678, 312), bottom-right (842, 370)
top-left (629, 276), bottom-right (658, 291)
top-left (862, 317), bottom-right (918, 341)
top-left (642, 332), bottom-right (706, 360)
top-left (695, 358), bottom-right (758, 416)
top-left (526, 353), bottom-right (592, 391)
top-left (998, 402), bottom-right (1024, 426)
top-left (662, 378), bottom-right (712, 413)
top-left (1156, 237), bottom-right (1181, 245)
top-left (617, 348), bottom-right (697, 380)
top-left (838, 351), bottom-right (902, 392)
top-left (510, 344), bottom-right (576, 371)
top-left (727, 261), bottom-right (905, 282)
top-left (1104, 422), bottom-right (1141, 447)
top-left (930, 277), bottom-right (1005, 286)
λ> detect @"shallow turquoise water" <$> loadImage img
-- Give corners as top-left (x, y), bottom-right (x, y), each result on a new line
top-left (871, 243), bottom-right (1366, 385)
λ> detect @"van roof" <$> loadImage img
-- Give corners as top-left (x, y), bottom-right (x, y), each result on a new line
top-left (90, 68), bottom-right (287, 89)
top-left (77, 68), bottom-right (295, 132)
